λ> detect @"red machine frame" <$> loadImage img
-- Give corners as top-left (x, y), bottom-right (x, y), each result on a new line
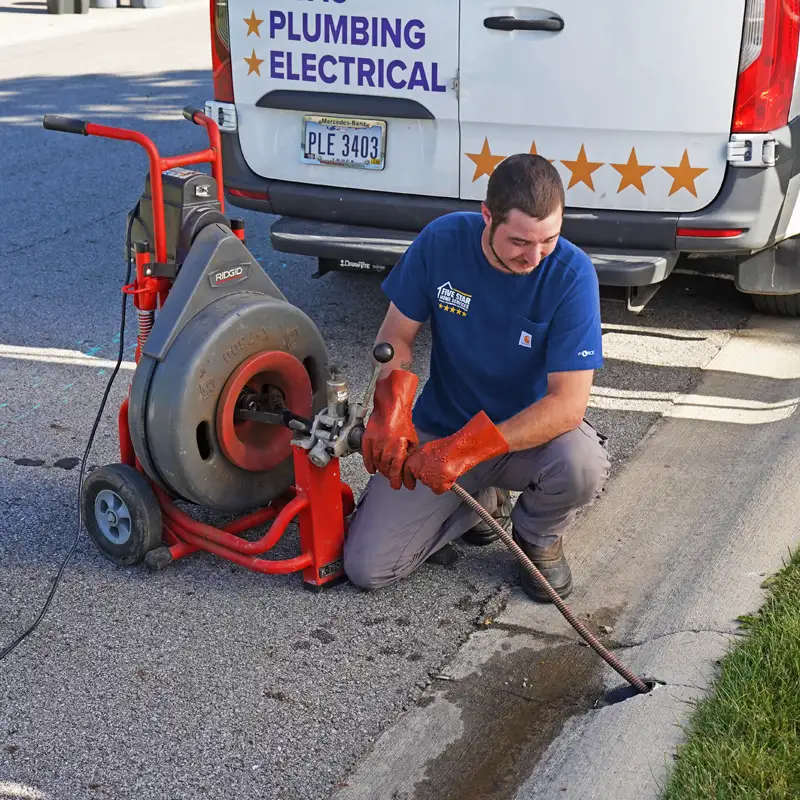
top-left (82, 110), bottom-right (352, 589)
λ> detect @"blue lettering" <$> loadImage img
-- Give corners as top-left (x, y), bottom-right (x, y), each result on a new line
top-left (326, 132), bottom-right (335, 154)
top-left (270, 49), bottom-right (285, 79)
top-left (387, 59), bottom-right (407, 90)
top-left (404, 20), bottom-right (425, 50)
top-left (357, 58), bottom-right (376, 88)
top-left (286, 51), bottom-right (301, 81)
top-left (407, 61), bottom-right (429, 91)
top-left (302, 13), bottom-right (321, 43)
top-left (340, 55), bottom-right (355, 84)
top-left (381, 18), bottom-right (402, 48)
top-left (351, 15), bottom-right (369, 45)
top-left (302, 52), bottom-right (317, 82)
top-left (308, 131), bottom-right (318, 152)
top-left (319, 55), bottom-right (337, 84)
top-left (269, 10), bottom-right (286, 39)
top-left (376, 58), bottom-right (385, 89)
top-left (287, 11), bottom-right (301, 42)
top-left (431, 62), bottom-right (446, 93)
top-left (324, 15), bottom-right (347, 44)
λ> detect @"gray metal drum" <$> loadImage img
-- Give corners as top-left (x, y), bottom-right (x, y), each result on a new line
top-left (130, 291), bottom-right (329, 512)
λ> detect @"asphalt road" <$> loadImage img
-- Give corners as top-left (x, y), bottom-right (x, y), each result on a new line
top-left (0, 6), bottom-right (762, 800)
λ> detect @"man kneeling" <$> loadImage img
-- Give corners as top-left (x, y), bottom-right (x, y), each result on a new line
top-left (343, 154), bottom-right (610, 602)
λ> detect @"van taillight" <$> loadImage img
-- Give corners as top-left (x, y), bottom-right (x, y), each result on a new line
top-left (733, 0), bottom-right (800, 132)
top-left (210, 0), bottom-right (234, 103)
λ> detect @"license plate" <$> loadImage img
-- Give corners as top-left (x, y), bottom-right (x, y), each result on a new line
top-left (301, 115), bottom-right (386, 170)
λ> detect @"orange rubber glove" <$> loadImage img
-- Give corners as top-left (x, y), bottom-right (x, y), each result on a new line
top-left (402, 411), bottom-right (510, 495)
top-left (362, 369), bottom-right (419, 490)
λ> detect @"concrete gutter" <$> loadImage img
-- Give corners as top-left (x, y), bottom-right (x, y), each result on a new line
top-left (334, 314), bottom-right (800, 800)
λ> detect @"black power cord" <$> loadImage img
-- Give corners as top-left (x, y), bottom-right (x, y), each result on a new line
top-left (0, 202), bottom-right (140, 663)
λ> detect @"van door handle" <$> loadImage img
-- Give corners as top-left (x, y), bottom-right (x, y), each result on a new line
top-left (483, 15), bottom-right (564, 32)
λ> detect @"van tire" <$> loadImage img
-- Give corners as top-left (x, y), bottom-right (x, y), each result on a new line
top-left (751, 294), bottom-right (800, 317)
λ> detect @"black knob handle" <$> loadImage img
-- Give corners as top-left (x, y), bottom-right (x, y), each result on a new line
top-left (373, 342), bottom-right (394, 364)
top-left (42, 114), bottom-right (90, 135)
top-left (183, 105), bottom-right (204, 123)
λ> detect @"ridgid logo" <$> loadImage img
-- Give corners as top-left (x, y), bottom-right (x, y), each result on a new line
top-left (436, 282), bottom-right (471, 317)
top-left (209, 264), bottom-right (250, 288)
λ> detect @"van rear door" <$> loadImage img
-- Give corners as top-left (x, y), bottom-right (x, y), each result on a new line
top-left (459, 1), bottom-right (747, 212)
top-left (229, 1), bottom-right (460, 198)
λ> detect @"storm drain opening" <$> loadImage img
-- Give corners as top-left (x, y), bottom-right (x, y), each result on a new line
top-left (593, 678), bottom-right (664, 709)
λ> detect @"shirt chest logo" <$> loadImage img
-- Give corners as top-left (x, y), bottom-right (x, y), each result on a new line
top-left (519, 332), bottom-right (533, 348)
top-left (437, 282), bottom-right (471, 317)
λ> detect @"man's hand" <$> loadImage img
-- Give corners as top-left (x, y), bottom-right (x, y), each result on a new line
top-left (403, 411), bottom-right (509, 494)
top-left (362, 369), bottom-right (419, 490)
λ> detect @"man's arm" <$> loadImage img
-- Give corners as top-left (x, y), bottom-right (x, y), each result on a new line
top-left (374, 302), bottom-right (424, 377)
top-left (496, 370), bottom-right (594, 452)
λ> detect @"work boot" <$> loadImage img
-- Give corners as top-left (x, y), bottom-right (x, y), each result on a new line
top-left (513, 529), bottom-right (573, 602)
top-left (461, 488), bottom-right (513, 546)
top-left (427, 543), bottom-right (459, 566)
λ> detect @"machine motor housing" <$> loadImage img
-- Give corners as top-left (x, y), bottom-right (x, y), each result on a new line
top-left (128, 167), bottom-right (229, 269)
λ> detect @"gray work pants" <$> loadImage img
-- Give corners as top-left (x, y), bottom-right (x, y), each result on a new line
top-left (344, 420), bottom-right (611, 590)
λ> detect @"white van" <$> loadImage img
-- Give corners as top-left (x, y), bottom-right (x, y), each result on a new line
top-left (206, 0), bottom-right (800, 316)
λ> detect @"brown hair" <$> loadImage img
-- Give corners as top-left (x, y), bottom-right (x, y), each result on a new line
top-left (485, 153), bottom-right (565, 227)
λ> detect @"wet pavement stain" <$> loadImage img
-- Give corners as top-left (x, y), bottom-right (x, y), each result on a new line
top-left (13, 458), bottom-right (45, 467)
top-left (410, 640), bottom-right (607, 800)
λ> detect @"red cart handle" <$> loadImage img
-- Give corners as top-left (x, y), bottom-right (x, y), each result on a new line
top-left (42, 106), bottom-right (225, 265)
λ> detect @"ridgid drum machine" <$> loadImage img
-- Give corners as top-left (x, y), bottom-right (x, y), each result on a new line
top-left (39, 107), bottom-right (392, 591)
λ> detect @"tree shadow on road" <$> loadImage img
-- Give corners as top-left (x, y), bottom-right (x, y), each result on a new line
top-left (0, 69), bottom-right (210, 133)
top-left (0, 4), bottom-right (49, 14)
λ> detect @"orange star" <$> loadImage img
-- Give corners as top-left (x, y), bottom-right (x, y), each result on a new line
top-left (561, 145), bottom-right (604, 191)
top-left (465, 138), bottom-right (506, 182)
top-left (244, 49), bottom-right (264, 77)
top-left (244, 10), bottom-right (263, 36)
top-left (610, 147), bottom-right (654, 194)
top-left (662, 150), bottom-right (708, 197)
top-left (529, 140), bottom-right (555, 164)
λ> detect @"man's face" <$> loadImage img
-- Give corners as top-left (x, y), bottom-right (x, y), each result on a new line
top-left (481, 204), bottom-right (563, 276)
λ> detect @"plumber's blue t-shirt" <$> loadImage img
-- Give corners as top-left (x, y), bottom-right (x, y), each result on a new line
top-left (381, 211), bottom-right (603, 438)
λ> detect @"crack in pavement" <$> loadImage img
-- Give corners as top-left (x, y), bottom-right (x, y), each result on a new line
top-left (610, 628), bottom-right (743, 650)
top-left (0, 207), bottom-right (130, 258)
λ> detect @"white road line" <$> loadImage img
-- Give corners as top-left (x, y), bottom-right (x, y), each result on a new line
top-left (0, 344), bottom-right (135, 371)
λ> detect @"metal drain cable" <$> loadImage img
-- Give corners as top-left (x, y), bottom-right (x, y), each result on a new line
top-left (450, 483), bottom-right (649, 694)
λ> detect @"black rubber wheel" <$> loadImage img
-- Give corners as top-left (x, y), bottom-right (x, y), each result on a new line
top-left (751, 293), bottom-right (800, 317)
top-left (81, 464), bottom-right (163, 566)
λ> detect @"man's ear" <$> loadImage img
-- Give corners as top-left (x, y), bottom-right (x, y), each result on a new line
top-left (480, 202), bottom-right (492, 227)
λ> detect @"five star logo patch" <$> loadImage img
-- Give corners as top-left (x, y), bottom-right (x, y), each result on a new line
top-left (437, 282), bottom-right (471, 317)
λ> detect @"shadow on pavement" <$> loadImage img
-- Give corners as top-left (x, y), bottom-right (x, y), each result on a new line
top-left (0, 5), bottom-right (48, 14)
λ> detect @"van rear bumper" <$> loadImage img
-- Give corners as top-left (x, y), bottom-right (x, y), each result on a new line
top-left (268, 217), bottom-right (678, 288)
top-left (221, 116), bottom-right (800, 290)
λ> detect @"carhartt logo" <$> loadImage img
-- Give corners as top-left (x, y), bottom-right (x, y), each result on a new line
top-left (579, 349), bottom-right (595, 357)
top-left (519, 332), bottom-right (532, 348)
top-left (209, 264), bottom-right (250, 288)
top-left (436, 282), bottom-right (471, 317)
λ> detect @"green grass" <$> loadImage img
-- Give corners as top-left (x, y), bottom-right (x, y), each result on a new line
top-left (662, 547), bottom-right (800, 800)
